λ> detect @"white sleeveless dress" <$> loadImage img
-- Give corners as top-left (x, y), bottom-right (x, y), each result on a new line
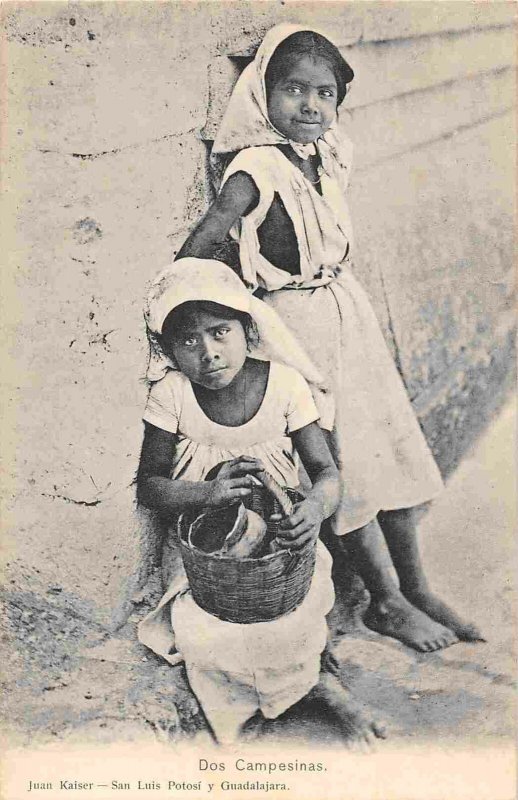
top-left (223, 145), bottom-right (444, 534)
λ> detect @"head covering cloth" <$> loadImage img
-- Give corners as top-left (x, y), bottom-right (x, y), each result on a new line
top-left (212, 23), bottom-right (354, 176)
top-left (144, 258), bottom-right (334, 428)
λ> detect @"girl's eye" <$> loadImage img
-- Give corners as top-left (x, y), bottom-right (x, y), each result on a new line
top-left (214, 327), bottom-right (230, 339)
top-left (320, 89), bottom-right (335, 99)
top-left (286, 85), bottom-right (302, 95)
top-left (183, 336), bottom-right (198, 347)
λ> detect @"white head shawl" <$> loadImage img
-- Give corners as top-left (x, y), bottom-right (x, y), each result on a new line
top-left (145, 258), bottom-right (334, 429)
top-left (211, 23), bottom-right (353, 175)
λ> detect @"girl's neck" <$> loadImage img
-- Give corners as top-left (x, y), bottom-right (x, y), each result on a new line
top-left (288, 140), bottom-right (317, 160)
top-left (191, 358), bottom-right (270, 428)
top-left (276, 144), bottom-right (323, 194)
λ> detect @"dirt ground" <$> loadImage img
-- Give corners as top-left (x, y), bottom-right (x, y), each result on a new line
top-left (1, 402), bottom-right (515, 756)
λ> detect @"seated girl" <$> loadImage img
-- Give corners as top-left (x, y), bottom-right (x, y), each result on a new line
top-left (136, 257), bottom-right (386, 745)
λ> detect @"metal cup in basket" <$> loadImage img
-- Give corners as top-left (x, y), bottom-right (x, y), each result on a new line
top-left (178, 475), bottom-right (316, 624)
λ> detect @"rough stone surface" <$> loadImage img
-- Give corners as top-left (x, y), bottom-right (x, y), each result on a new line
top-left (344, 68), bottom-right (514, 170)
top-left (210, 3), bottom-right (363, 55)
top-left (350, 111), bottom-right (515, 474)
top-left (1, 3), bottom-right (515, 631)
top-left (5, 38), bottom-right (208, 153)
top-left (361, 1), bottom-right (516, 43)
top-left (418, 334), bottom-right (515, 478)
top-left (0, 580), bottom-right (204, 748)
top-left (352, 113), bottom-right (515, 388)
top-left (344, 27), bottom-right (515, 111)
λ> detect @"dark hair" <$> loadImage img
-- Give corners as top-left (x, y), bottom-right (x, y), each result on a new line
top-left (264, 31), bottom-right (354, 107)
top-left (161, 301), bottom-right (259, 349)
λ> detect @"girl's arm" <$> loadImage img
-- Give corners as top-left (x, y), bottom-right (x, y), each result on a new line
top-left (176, 172), bottom-right (258, 260)
top-left (137, 423), bottom-right (210, 515)
top-left (276, 422), bottom-right (341, 549)
top-left (293, 423), bottom-right (341, 519)
top-left (137, 422), bottom-right (262, 518)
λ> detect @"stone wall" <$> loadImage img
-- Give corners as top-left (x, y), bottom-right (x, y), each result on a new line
top-left (1, 2), bottom-right (515, 628)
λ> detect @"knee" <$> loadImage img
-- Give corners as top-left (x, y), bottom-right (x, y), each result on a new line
top-left (378, 507), bottom-right (415, 529)
top-left (339, 519), bottom-right (380, 550)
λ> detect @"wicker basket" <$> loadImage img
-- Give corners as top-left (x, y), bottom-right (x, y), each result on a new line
top-left (178, 487), bottom-right (316, 624)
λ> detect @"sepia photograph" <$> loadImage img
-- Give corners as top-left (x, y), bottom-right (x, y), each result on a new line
top-left (1, 2), bottom-right (516, 798)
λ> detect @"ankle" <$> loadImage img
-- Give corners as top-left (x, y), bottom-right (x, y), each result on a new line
top-left (401, 583), bottom-right (430, 599)
top-left (369, 589), bottom-right (404, 610)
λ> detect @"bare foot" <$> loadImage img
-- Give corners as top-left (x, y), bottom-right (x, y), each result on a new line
top-left (402, 589), bottom-right (485, 642)
top-left (308, 672), bottom-right (387, 747)
top-left (364, 593), bottom-right (458, 652)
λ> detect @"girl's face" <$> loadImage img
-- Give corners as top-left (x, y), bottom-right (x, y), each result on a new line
top-left (266, 55), bottom-right (338, 144)
top-left (162, 308), bottom-right (248, 390)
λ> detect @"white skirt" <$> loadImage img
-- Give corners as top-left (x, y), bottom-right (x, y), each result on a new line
top-left (139, 541), bottom-right (334, 743)
top-left (263, 270), bottom-right (444, 534)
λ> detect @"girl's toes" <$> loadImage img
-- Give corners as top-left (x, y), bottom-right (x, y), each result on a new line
top-left (355, 736), bottom-right (372, 753)
top-left (460, 624), bottom-right (486, 642)
top-left (373, 721), bottom-right (388, 739)
top-left (436, 630), bottom-right (458, 649)
top-left (345, 730), bottom-right (371, 752)
top-left (364, 731), bottom-right (378, 748)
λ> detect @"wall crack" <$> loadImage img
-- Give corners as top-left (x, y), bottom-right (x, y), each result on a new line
top-left (41, 492), bottom-right (102, 507)
top-left (37, 127), bottom-right (198, 161)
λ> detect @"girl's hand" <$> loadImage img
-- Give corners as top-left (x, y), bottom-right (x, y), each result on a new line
top-left (272, 497), bottom-right (325, 550)
top-left (207, 457), bottom-right (265, 508)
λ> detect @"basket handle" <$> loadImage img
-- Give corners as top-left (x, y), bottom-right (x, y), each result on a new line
top-left (255, 470), bottom-right (294, 518)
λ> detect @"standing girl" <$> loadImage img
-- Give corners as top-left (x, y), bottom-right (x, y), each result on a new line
top-left (137, 258), bottom-right (385, 744)
top-left (176, 24), bottom-right (482, 651)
